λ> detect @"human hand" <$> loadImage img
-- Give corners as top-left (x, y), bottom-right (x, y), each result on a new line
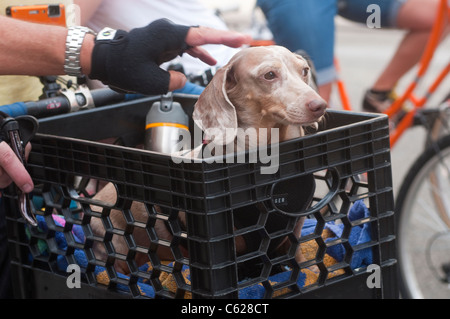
top-left (89, 19), bottom-right (252, 95)
top-left (168, 26), bottom-right (253, 91)
top-left (0, 142), bottom-right (33, 193)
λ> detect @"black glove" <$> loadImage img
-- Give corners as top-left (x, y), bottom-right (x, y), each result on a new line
top-left (89, 19), bottom-right (191, 95)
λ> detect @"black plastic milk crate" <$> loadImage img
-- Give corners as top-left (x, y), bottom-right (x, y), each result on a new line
top-left (5, 94), bottom-right (398, 299)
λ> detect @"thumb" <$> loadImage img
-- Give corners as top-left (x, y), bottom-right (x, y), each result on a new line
top-left (168, 70), bottom-right (187, 92)
top-left (0, 142), bottom-right (34, 193)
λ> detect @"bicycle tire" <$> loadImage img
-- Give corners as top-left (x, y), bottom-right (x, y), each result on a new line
top-left (395, 134), bottom-right (450, 299)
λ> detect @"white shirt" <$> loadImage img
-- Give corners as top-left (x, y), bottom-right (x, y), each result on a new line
top-left (85, 0), bottom-right (239, 75)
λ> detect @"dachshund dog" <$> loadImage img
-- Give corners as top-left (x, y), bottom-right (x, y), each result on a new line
top-left (90, 46), bottom-right (327, 274)
top-left (193, 45), bottom-right (326, 149)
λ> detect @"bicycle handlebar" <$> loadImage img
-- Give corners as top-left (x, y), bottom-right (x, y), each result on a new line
top-left (0, 87), bottom-right (143, 118)
top-left (0, 79), bottom-right (204, 119)
top-left (0, 97), bottom-right (70, 118)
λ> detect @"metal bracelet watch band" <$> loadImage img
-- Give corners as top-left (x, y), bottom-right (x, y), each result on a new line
top-left (64, 26), bottom-right (96, 77)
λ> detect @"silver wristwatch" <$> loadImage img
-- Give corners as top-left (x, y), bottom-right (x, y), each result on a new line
top-left (64, 26), bottom-right (96, 76)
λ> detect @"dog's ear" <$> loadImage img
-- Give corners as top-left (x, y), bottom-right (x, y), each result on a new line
top-left (294, 50), bottom-right (318, 92)
top-left (193, 64), bottom-right (238, 145)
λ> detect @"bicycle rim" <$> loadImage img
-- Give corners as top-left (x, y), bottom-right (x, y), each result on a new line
top-left (396, 135), bottom-right (450, 299)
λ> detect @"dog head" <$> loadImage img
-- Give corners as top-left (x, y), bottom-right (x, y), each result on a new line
top-left (193, 45), bottom-right (327, 145)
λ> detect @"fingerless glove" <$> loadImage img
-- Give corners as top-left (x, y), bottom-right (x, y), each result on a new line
top-left (90, 19), bottom-right (190, 95)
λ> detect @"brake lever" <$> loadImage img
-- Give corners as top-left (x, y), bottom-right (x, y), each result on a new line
top-left (0, 115), bottom-right (38, 227)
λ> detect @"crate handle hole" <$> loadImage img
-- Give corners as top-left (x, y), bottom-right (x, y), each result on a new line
top-left (270, 168), bottom-right (340, 218)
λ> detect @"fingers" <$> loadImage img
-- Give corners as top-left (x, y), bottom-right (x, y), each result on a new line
top-left (186, 46), bottom-right (217, 66)
top-left (0, 142), bottom-right (34, 193)
top-left (186, 26), bottom-right (252, 49)
top-left (168, 70), bottom-right (187, 92)
top-left (169, 27), bottom-right (251, 91)
top-left (0, 166), bottom-right (12, 190)
top-left (184, 27), bottom-right (252, 65)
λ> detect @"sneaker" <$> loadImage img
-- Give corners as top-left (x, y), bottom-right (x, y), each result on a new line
top-left (362, 89), bottom-right (396, 113)
top-left (362, 89), bottom-right (406, 128)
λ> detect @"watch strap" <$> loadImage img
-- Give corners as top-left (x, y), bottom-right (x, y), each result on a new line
top-left (64, 26), bottom-right (96, 76)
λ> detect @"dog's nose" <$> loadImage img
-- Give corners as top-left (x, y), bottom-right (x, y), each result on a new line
top-left (308, 99), bottom-right (327, 116)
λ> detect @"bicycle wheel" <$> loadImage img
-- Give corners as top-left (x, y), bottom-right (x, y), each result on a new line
top-left (396, 134), bottom-right (450, 299)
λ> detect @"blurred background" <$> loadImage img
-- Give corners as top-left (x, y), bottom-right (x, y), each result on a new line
top-left (201, 0), bottom-right (450, 194)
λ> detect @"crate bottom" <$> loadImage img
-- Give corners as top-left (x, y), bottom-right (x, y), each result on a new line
top-left (10, 263), bottom-right (398, 299)
top-left (11, 265), bottom-right (131, 299)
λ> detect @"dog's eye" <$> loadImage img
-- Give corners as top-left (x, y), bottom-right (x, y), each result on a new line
top-left (264, 71), bottom-right (277, 80)
top-left (302, 68), bottom-right (310, 77)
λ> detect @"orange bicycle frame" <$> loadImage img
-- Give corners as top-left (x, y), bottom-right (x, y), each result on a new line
top-left (385, 0), bottom-right (450, 146)
top-left (334, 0), bottom-right (450, 146)
top-left (334, 58), bottom-right (352, 111)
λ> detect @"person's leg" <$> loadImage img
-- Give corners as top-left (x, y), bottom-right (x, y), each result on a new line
top-left (318, 83), bottom-right (333, 102)
top-left (365, 0), bottom-right (441, 111)
top-left (371, 0), bottom-right (440, 92)
top-left (340, 0), bottom-right (441, 111)
top-left (257, 0), bottom-right (338, 101)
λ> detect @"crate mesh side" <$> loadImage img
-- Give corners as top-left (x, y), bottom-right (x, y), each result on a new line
top-left (5, 111), bottom-right (397, 299)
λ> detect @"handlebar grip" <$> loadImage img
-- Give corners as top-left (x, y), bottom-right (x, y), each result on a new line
top-left (90, 88), bottom-right (145, 104)
top-left (0, 88), bottom-right (144, 119)
top-left (0, 97), bottom-right (71, 118)
top-left (23, 96), bottom-right (71, 118)
top-left (90, 88), bottom-right (125, 106)
top-left (0, 102), bottom-right (28, 117)
top-left (173, 82), bottom-right (204, 95)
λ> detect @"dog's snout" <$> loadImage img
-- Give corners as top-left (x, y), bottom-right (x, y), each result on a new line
top-left (308, 99), bottom-right (327, 116)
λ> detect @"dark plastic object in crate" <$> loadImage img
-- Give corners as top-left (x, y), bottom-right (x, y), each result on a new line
top-left (5, 94), bottom-right (398, 299)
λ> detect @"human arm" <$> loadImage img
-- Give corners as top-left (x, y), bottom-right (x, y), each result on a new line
top-left (0, 15), bottom-right (94, 76)
top-left (0, 15), bottom-right (250, 193)
top-left (0, 15), bottom-right (251, 93)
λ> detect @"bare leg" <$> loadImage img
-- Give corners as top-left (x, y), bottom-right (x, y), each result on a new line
top-left (318, 82), bottom-right (332, 102)
top-left (372, 0), bottom-right (440, 91)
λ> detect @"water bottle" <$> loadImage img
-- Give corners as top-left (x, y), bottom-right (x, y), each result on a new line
top-left (144, 94), bottom-right (190, 154)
